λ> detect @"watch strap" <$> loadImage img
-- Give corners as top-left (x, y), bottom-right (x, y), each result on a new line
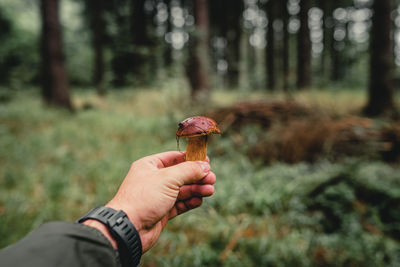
top-left (77, 206), bottom-right (142, 267)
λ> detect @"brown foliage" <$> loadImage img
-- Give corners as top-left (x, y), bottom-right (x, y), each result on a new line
top-left (209, 100), bottom-right (310, 133)
top-left (250, 116), bottom-right (378, 163)
top-left (313, 246), bottom-right (329, 266)
top-left (209, 100), bottom-right (400, 163)
top-left (381, 124), bottom-right (400, 162)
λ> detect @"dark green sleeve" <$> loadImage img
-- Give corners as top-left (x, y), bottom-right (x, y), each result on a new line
top-left (0, 221), bottom-right (120, 267)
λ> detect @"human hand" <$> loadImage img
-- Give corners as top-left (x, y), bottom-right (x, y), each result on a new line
top-left (104, 151), bottom-right (216, 253)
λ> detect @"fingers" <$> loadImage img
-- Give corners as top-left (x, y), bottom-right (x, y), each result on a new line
top-left (163, 161), bottom-right (210, 185)
top-left (135, 152), bottom-right (211, 175)
top-left (197, 172), bottom-right (216, 185)
top-left (141, 151), bottom-right (186, 169)
top-left (177, 184), bottom-right (215, 200)
top-left (169, 197), bottom-right (203, 219)
top-left (177, 198), bottom-right (203, 212)
top-left (154, 152), bottom-right (210, 167)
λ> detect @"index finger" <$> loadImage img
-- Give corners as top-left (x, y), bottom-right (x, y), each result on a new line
top-left (153, 151), bottom-right (186, 168)
top-left (153, 152), bottom-right (210, 167)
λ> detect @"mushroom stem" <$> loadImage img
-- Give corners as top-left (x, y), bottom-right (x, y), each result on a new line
top-left (185, 135), bottom-right (208, 161)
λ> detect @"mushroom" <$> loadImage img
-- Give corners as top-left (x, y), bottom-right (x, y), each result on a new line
top-left (176, 116), bottom-right (221, 161)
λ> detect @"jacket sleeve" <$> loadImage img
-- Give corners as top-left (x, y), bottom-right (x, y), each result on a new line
top-left (0, 221), bottom-right (121, 267)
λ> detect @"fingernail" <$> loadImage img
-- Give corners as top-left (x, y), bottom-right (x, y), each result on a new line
top-left (199, 162), bottom-right (210, 173)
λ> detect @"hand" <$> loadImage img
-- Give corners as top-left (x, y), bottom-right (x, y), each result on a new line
top-left (104, 151), bottom-right (216, 253)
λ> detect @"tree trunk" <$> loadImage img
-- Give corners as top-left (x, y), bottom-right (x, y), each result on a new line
top-left (247, 31), bottom-right (257, 89)
top-left (208, 0), bottom-right (243, 88)
top-left (130, 0), bottom-right (149, 49)
top-left (164, 0), bottom-right (173, 69)
top-left (266, 0), bottom-right (276, 90)
top-left (40, 0), bottom-right (72, 109)
top-left (130, 0), bottom-right (153, 84)
top-left (364, 0), bottom-right (395, 116)
top-left (320, 0), bottom-right (332, 81)
top-left (109, 0), bottom-right (131, 87)
top-left (331, 33), bottom-right (342, 82)
top-left (187, 0), bottom-right (210, 103)
top-left (91, 0), bottom-right (106, 95)
top-left (297, 0), bottom-right (312, 89)
top-left (330, 0), bottom-right (347, 83)
top-left (225, 0), bottom-right (243, 88)
top-left (282, 0), bottom-right (290, 92)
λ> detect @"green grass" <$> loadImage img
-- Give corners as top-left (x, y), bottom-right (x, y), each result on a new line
top-left (1, 88), bottom-right (399, 266)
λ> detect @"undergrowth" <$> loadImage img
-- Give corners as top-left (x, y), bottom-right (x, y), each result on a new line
top-left (0, 88), bottom-right (399, 266)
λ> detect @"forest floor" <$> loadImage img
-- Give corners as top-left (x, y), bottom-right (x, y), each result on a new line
top-left (1, 87), bottom-right (399, 266)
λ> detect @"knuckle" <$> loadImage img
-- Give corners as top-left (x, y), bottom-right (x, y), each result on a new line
top-left (129, 161), bottom-right (136, 170)
top-left (187, 162), bottom-right (201, 175)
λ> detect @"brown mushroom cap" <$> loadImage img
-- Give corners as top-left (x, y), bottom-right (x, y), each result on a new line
top-left (176, 116), bottom-right (221, 138)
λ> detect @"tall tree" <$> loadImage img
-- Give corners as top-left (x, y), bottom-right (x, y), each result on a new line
top-left (364, 0), bottom-right (395, 116)
top-left (266, 0), bottom-right (276, 90)
top-left (330, 1), bottom-right (347, 82)
top-left (40, 0), bottom-right (72, 109)
top-left (163, 0), bottom-right (173, 69)
top-left (209, 0), bottom-right (244, 88)
top-left (130, 0), bottom-right (155, 84)
top-left (282, 0), bottom-right (290, 92)
top-left (109, 0), bottom-right (131, 86)
top-left (330, 0), bottom-right (353, 83)
top-left (87, 0), bottom-right (106, 95)
top-left (330, 24), bottom-right (343, 82)
top-left (319, 0), bottom-right (332, 81)
top-left (187, 0), bottom-right (211, 103)
top-left (224, 0), bottom-right (244, 88)
top-left (108, 0), bottom-right (155, 86)
top-left (297, 0), bottom-right (312, 89)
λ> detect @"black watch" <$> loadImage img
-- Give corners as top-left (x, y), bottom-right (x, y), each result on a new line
top-left (76, 206), bottom-right (142, 267)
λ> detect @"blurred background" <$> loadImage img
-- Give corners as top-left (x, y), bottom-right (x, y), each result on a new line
top-left (1, 0), bottom-right (400, 266)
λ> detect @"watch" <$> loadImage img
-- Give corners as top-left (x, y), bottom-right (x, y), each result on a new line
top-left (77, 206), bottom-right (142, 267)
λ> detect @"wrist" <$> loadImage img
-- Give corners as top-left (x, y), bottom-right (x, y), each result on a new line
top-left (106, 203), bottom-right (139, 224)
top-left (105, 202), bottom-right (149, 252)
top-left (77, 207), bottom-right (143, 267)
top-left (82, 219), bottom-right (118, 249)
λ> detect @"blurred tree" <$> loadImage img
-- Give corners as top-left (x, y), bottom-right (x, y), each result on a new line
top-left (265, 0), bottom-right (276, 90)
top-left (163, 0), bottom-right (173, 69)
top-left (109, 0), bottom-right (131, 87)
top-left (224, 0), bottom-right (244, 88)
top-left (0, 3), bottom-right (40, 87)
top-left (364, 0), bottom-right (395, 116)
top-left (320, 0), bottom-right (348, 83)
top-left (282, 0), bottom-right (290, 92)
top-left (247, 31), bottom-right (257, 89)
top-left (107, 0), bottom-right (158, 87)
top-left (297, 0), bottom-right (312, 89)
top-left (0, 7), bottom-right (15, 84)
top-left (130, 0), bottom-right (151, 77)
top-left (319, 0), bottom-right (333, 82)
top-left (208, 0), bottom-right (224, 80)
top-left (209, 0), bottom-right (244, 88)
top-left (84, 0), bottom-right (106, 95)
top-left (40, 0), bottom-right (72, 109)
top-left (330, 0), bottom-right (350, 83)
top-left (130, 0), bottom-right (159, 85)
top-left (187, 0), bottom-right (210, 103)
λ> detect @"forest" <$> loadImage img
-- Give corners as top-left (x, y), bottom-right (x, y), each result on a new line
top-left (1, 0), bottom-right (400, 266)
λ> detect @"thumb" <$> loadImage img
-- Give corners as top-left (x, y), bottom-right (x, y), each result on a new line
top-left (163, 161), bottom-right (210, 186)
